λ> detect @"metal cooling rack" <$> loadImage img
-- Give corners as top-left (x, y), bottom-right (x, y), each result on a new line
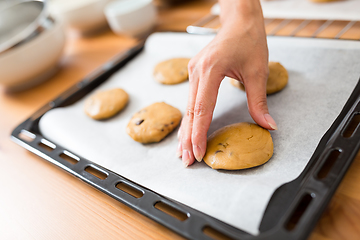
top-left (187, 15), bottom-right (360, 40)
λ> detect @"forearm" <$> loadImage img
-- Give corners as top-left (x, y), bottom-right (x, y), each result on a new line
top-left (218, 0), bottom-right (265, 33)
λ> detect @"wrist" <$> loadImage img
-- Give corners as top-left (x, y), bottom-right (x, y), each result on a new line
top-left (218, 0), bottom-right (264, 30)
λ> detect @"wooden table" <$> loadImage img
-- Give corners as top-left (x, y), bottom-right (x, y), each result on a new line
top-left (1, 1), bottom-right (360, 239)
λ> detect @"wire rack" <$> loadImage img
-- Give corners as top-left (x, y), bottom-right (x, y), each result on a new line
top-left (187, 14), bottom-right (360, 40)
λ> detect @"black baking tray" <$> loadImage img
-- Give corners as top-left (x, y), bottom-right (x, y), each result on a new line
top-left (11, 41), bottom-right (360, 240)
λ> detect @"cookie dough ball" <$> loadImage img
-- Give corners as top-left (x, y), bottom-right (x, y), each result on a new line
top-left (84, 88), bottom-right (129, 120)
top-left (153, 58), bottom-right (191, 85)
top-left (230, 78), bottom-right (246, 91)
top-left (203, 122), bottom-right (273, 170)
top-left (230, 62), bottom-right (288, 95)
top-left (126, 102), bottom-right (182, 143)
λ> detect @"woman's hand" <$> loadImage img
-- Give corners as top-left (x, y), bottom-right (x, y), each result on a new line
top-left (177, 0), bottom-right (277, 167)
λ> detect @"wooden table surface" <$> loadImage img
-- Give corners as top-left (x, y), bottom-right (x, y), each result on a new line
top-left (1, 1), bottom-right (360, 239)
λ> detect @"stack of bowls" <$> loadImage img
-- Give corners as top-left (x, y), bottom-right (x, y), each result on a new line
top-left (0, 0), bottom-right (65, 92)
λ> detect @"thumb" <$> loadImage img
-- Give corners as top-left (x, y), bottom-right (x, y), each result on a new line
top-left (244, 78), bottom-right (277, 130)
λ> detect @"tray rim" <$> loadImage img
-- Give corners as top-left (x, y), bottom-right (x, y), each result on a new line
top-left (11, 35), bottom-right (360, 240)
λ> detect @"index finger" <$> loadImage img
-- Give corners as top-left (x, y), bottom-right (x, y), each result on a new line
top-left (191, 73), bottom-right (222, 162)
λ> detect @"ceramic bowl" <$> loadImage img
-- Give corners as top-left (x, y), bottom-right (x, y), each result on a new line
top-left (49, 0), bottom-right (111, 33)
top-left (0, 1), bottom-right (65, 92)
top-left (104, 0), bottom-right (157, 38)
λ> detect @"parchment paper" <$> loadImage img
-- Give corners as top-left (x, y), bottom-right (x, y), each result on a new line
top-left (39, 33), bottom-right (360, 235)
top-left (211, 0), bottom-right (360, 21)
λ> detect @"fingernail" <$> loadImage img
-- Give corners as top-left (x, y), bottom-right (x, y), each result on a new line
top-left (176, 142), bottom-right (182, 158)
top-left (182, 150), bottom-right (190, 167)
top-left (193, 145), bottom-right (203, 162)
top-left (264, 114), bottom-right (278, 130)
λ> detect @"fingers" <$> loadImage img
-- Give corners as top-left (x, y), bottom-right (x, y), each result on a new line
top-left (191, 74), bottom-right (221, 162)
top-left (179, 67), bottom-right (276, 169)
top-left (177, 61), bottom-right (200, 167)
top-left (245, 75), bottom-right (277, 130)
top-left (178, 57), bottom-right (222, 167)
top-left (181, 113), bottom-right (195, 167)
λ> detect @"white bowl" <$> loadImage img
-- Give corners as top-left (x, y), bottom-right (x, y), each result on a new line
top-left (49, 0), bottom-right (111, 33)
top-left (0, 1), bottom-right (65, 92)
top-left (104, 0), bottom-right (157, 38)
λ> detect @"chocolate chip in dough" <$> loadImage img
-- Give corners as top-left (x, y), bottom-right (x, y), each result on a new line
top-left (204, 122), bottom-right (273, 170)
top-left (126, 102), bottom-right (182, 143)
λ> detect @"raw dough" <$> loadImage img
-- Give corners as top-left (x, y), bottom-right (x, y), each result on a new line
top-left (203, 122), bottom-right (273, 170)
top-left (153, 58), bottom-right (190, 85)
top-left (126, 102), bottom-right (182, 143)
top-left (84, 88), bottom-right (129, 120)
top-left (230, 62), bottom-right (288, 95)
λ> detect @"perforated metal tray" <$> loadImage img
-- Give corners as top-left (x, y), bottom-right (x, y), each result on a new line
top-left (11, 41), bottom-right (360, 240)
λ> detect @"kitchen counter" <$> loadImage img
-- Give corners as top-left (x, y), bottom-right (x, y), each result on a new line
top-left (1, 1), bottom-right (359, 239)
